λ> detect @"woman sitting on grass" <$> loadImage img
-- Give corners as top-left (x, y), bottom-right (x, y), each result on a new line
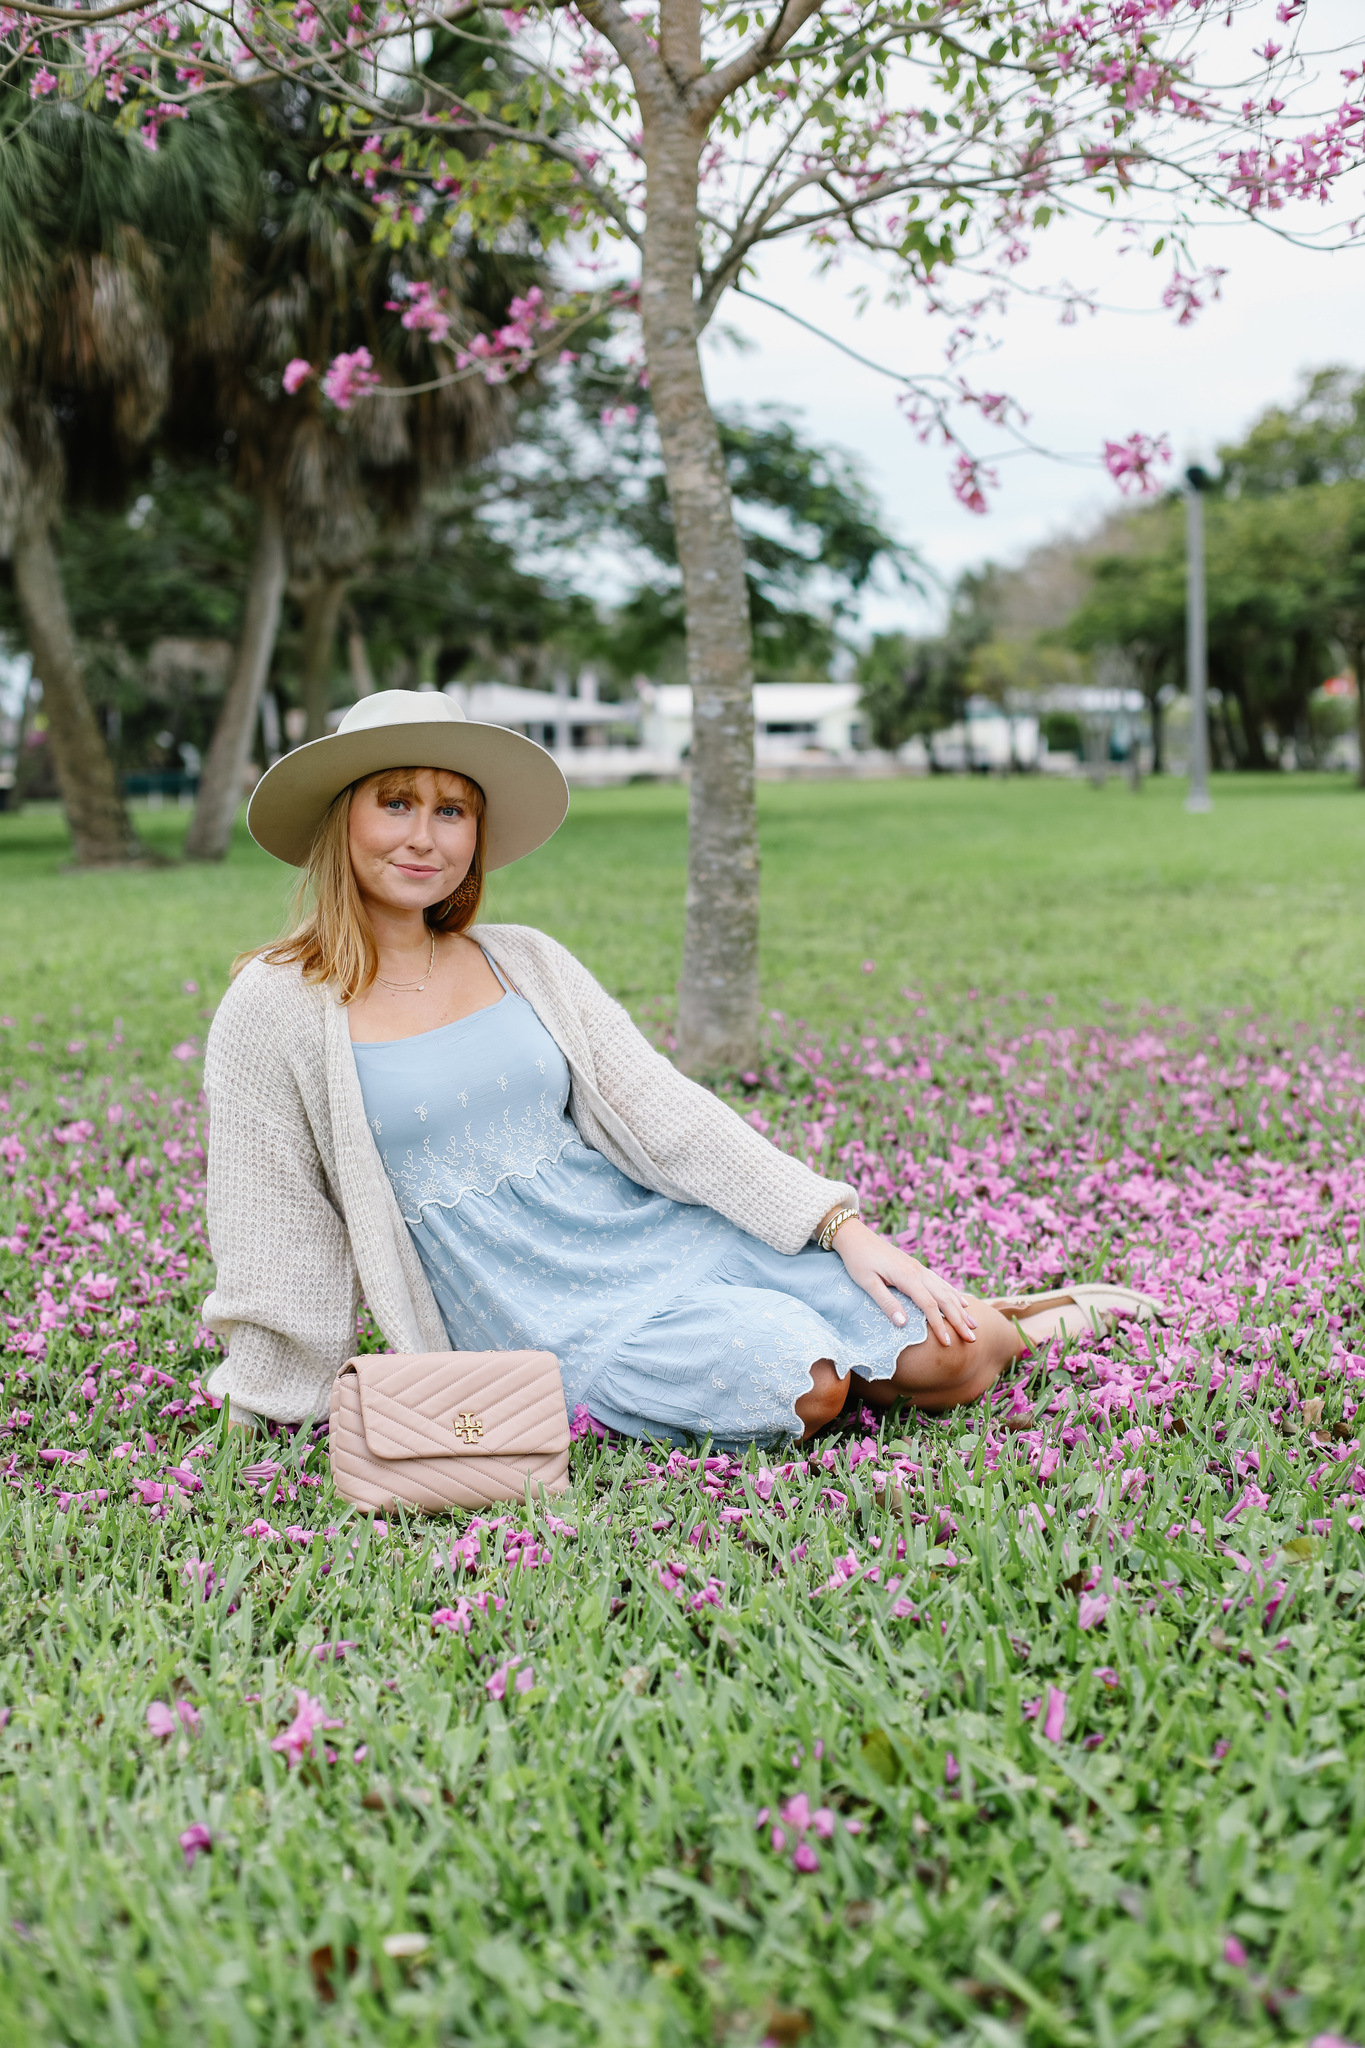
top-left (205, 691), bottom-right (1128, 1446)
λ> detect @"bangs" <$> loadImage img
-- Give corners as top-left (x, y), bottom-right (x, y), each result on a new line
top-left (368, 767), bottom-right (485, 816)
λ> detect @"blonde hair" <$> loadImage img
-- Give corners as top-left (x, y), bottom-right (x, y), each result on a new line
top-left (234, 767), bottom-right (487, 1003)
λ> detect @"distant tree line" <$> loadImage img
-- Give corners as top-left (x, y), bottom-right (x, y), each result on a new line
top-left (859, 366), bottom-right (1365, 787)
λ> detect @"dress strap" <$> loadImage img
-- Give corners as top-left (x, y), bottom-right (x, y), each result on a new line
top-left (479, 946), bottom-right (516, 996)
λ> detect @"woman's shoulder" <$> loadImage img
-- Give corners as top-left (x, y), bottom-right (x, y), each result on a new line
top-left (206, 953), bottom-right (329, 1079)
top-left (475, 922), bottom-right (581, 976)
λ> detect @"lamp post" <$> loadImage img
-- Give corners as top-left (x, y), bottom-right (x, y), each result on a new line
top-left (1184, 464), bottom-right (1213, 815)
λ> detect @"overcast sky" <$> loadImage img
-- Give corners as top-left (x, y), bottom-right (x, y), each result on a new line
top-left (684, 0), bottom-right (1365, 637)
top-left (699, 210), bottom-right (1365, 636)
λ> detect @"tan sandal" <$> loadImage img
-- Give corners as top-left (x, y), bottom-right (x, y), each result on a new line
top-left (986, 1284), bottom-right (1169, 1348)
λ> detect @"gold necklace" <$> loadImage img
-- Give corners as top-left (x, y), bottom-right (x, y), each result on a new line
top-left (377, 929), bottom-right (436, 992)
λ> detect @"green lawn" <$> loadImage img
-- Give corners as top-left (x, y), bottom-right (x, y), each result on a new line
top-left (2, 774), bottom-right (1362, 1096)
top-left (0, 774), bottom-right (1363, 2047)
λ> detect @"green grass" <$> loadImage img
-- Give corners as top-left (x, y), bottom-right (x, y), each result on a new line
top-left (2, 773), bottom-right (1363, 1095)
top-left (1, 774), bottom-right (1363, 2047)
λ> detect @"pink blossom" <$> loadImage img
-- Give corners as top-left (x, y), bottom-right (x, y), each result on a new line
top-left (30, 68), bottom-right (59, 98)
top-left (146, 1701), bottom-right (176, 1739)
top-left (486, 1659), bottom-right (530, 1701)
top-left (1042, 1686), bottom-right (1068, 1743)
top-left (270, 1688), bottom-right (342, 1767)
top-left (1077, 1592), bottom-right (1109, 1629)
top-left (950, 454), bottom-right (997, 515)
top-left (321, 347), bottom-right (381, 411)
top-left (1095, 1666), bottom-right (1121, 1689)
top-left (1223, 1935), bottom-right (1248, 1967)
top-left (387, 278), bottom-right (453, 343)
top-left (945, 1751), bottom-right (960, 1782)
top-left (179, 1823), bottom-right (211, 1869)
top-left (282, 358), bottom-right (313, 395)
top-left (793, 1842), bottom-right (820, 1872)
top-left (444, 1528), bottom-right (481, 1570)
top-left (1104, 433), bottom-right (1171, 496)
top-left (147, 1699), bottom-right (199, 1739)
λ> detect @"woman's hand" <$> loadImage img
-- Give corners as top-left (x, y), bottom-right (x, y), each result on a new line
top-left (825, 1215), bottom-right (977, 1347)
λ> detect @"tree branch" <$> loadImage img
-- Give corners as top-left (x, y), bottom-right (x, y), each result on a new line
top-left (576, 0), bottom-right (672, 115)
top-left (687, 0), bottom-right (828, 125)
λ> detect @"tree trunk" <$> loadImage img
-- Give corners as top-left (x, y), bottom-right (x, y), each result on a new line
top-left (642, 111), bottom-right (759, 1074)
top-left (344, 602), bottom-right (376, 697)
top-left (1148, 684), bottom-right (1164, 774)
top-left (300, 574), bottom-right (348, 742)
top-left (185, 491), bottom-right (287, 862)
top-left (1354, 640), bottom-right (1365, 790)
top-left (11, 527), bottom-right (143, 866)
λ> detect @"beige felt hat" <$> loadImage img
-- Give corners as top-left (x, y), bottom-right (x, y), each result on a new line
top-left (246, 689), bottom-right (569, 869)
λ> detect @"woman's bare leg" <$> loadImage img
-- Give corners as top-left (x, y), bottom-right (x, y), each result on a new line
top-left (851, 1299), bottom-right (1028, 1416)
top-left (795, 1358), bottom-right (852, 1441)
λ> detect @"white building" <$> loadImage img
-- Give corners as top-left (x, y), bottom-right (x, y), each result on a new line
top-left (640, 680), bottom-right (871, 771)
top-left (925, 696), bottom-right (1041, 773)
top-left (436, 676), bottom-right (885, 782)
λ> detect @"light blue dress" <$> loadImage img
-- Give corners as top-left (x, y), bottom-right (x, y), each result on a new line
top-left (351, 955), bottom-right (926, 1447)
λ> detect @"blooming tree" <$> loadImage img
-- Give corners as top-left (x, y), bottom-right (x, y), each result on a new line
top-left (10, 0), bottom-right (1365, 1063)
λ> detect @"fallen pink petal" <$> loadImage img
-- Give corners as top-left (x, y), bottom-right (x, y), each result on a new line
top-left (270, 1689), bottom-right (342, 1768)
top-left (1042, 1687), bottom-right (1068, 1744)
top-left (178, 1823), bottom-right (211, 1870)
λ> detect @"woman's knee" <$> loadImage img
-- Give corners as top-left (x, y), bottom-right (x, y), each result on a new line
top-left (893, 1304), bottom-right (1023, 1409)
top-left (796, 1358), bottom-right (851, 1436)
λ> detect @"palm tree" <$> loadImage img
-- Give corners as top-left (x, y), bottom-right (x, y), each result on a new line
top-left (0, 94), bottom-right (253, 865)
top-left (181, 89), bottom-right (518, 860)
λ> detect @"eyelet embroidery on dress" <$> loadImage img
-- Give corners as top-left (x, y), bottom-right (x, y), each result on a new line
top-left (383, 1088), bottom-right (578, 1225)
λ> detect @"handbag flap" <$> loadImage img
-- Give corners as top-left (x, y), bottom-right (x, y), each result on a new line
top-left (345, 1351), bottom-right (569, 1462)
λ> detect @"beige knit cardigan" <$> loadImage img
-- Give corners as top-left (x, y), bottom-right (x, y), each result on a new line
top-left (201, 923), bottom-right (858, 1422)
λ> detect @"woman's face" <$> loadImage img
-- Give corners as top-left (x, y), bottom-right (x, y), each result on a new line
top-left (347, 768), bottom-right (479, 918)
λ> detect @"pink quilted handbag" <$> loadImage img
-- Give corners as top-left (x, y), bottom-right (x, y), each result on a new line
top-left (328, 1349), bottom-right (570, 1512)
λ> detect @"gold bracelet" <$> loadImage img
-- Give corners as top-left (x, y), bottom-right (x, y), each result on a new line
top-left (816, 1205), bottom-right (859, 1253)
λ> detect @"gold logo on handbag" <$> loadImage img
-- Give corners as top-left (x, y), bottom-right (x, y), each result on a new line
top-left (452, 1411), bottom-right (485, 1444)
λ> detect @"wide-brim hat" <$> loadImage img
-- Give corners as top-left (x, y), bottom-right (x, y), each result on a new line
top-left (247, 689), bottom-right (569, 869)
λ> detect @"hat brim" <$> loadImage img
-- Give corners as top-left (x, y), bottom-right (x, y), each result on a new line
top-left (246, 719), bottom-right (570, 869)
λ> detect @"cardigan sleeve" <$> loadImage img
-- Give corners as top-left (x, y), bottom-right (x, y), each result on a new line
top-left (200, 979), bottom-right (360, 1423)
top-left (548, 937), bottom-right (858, 1256)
